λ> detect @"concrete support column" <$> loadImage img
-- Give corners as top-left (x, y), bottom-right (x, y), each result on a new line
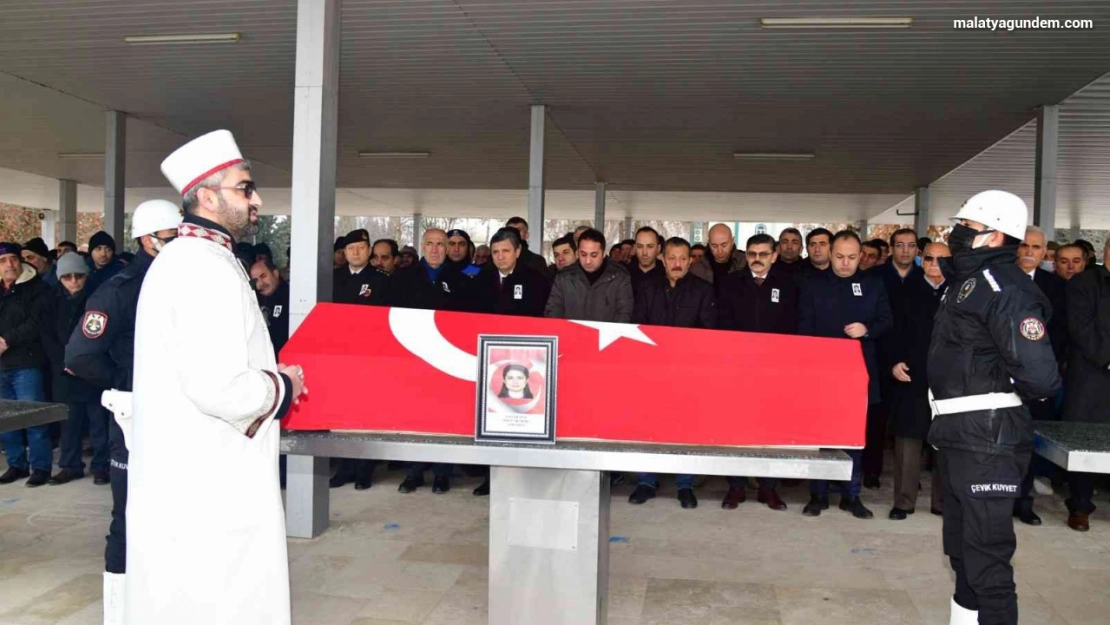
top-left (104, 111), bottom-right (126, 244)
top-left (913, 186), bottom-right (930, 239)
top-left (40, 211), bottom-right (56, 248)
top-left (58, 179), bottom-right (78, 244)
top-left (286, 0), bottom-right (341, 539)
top-left (528, 105), bottom-right (546, 253)
top-left (622, 216), bottom-right (632, 241)
top-left (855, 220), bottom-right (868, 239)
top-left (594, 182), bottom-right (606, 231)
top-left (413, 212), bottom-right (423, 248)
top-left (1035, 105), bottom-right (1059, 240)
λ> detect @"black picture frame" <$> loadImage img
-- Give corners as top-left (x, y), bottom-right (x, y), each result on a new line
top-left (475, 335), bottom-right (558, 444)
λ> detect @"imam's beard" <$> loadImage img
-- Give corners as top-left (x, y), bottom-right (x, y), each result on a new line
top-left (216, 194), bottom-right (259, 240)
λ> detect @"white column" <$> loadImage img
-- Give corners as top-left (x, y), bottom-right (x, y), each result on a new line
top-left (286, 0), bottom-right (341, 540)
top-left (413, 211), bottom-right (423, 248)
top-left (40, 210), bottom-right (57, 248)
top-left (58, 179), bottom-right (78, 244)
top-left (913, 186), bottom-right (930, 239)
top-left (528, 105), bottom-right (546, 252)
top-left (622, 216), bottom-right (632, 241)
top-left (104, 111), bottom-right (126, 244)
top-left (593, 182), bottom-right (606, 231)
top-left (1035, 105), bottom-right (1059, 241)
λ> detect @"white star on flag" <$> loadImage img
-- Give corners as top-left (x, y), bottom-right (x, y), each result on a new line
top-left (568, 320), bottom-right (657, 351)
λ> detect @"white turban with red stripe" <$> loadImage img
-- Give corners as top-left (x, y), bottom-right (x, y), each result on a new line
top-left (160, 130), bottom-right (244, 196)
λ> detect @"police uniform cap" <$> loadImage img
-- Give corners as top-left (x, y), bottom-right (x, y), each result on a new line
top-left (344, 229), bottom-right (370, 247)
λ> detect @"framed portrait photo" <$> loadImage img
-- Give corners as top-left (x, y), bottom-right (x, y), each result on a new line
top-left (475, 335), bottom-right (558, 444)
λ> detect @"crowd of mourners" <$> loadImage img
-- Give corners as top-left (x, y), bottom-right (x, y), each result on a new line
top-left (1, 217), bottom-right (1107, 532)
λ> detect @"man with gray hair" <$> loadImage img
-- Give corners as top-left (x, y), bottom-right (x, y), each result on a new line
top-left (1013, 224), bottom-right (1069, 523)
top-left (389, 227), bottom-right (472, 494)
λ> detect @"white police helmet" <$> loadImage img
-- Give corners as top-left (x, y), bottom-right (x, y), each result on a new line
top-left (952, 190), bottom-right (1029, 240)
top-left (131, 200), bottom-right (183, 239)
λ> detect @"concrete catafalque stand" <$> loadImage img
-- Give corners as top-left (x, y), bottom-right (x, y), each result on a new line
top-left (282, 431), bottom-right (852, 625)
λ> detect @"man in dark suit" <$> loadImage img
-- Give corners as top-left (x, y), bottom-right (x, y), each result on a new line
top-left (471, 227), bottom-right (550, 318)
top-left (717, 233), bottom-right (798, 511)
top-left (1011, 225), bottom-right (1069, 525)
top-left (628, 226), bottom-right (666, 292)
top-left (388, 228), bottom-right (472, 494)
top-left (887, 242), bottom-right (950, 519)
top-left (799, 231), bottom-right (893, 520)
top-left (467, 227), bottom-right (550, 496)
top-left (630, 237), bottom-right (715, 510)
top-left (868, 228), bottom-right (925, 489)
top-left (504, 216), bottom-right (550, 277)
top-left (1062, 238), bottom-right (1110, 531)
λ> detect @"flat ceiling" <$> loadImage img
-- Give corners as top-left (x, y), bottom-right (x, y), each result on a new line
top-left (0, 0), bottom-right (1108, 225)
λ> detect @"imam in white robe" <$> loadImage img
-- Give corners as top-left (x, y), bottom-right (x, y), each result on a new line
top-left (125, 218), bottom-right (291, 625)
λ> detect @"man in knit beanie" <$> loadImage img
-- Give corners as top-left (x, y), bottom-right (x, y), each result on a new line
top-left (22, 237), bottom-right (57, 288)
top-left (86, 231), bottom-right (123, 294)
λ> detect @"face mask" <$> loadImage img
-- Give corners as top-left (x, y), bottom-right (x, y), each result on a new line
top-left (946, 224), bottom-right (976, 255)
top-left (151, 235), bottom-right (176, 254)
top-left (1040, 260), bottom-right (1055, 273)
top-left (947, 224), bottom-right (994, 255)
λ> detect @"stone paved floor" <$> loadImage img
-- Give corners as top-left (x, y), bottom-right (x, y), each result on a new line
top-left (0, 466), bottom-right (1107, 625)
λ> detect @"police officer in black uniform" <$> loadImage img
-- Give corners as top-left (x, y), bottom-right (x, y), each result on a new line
top-left (928, 191), bottom-right (1061, 625)
top-left (331, 229), bottom-right (389, 490)
top-left (63, 199), bottom-right (182, 624)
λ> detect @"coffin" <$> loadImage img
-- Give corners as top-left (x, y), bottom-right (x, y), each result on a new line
top-left (280, 304), bottom-right (867, 448)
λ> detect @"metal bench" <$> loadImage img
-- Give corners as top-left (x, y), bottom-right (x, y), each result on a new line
top-left (0, 399), bottom-right (67, 434)
top-left (281, 431), bottom-right (851, 625)
top-left (1034, 421), bottom-right (1110, 474)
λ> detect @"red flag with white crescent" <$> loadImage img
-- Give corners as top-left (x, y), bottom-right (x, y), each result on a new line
top-left (280, 304), bottom-right (867, 448)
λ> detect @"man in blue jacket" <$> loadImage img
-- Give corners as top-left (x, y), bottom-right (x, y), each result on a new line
top-left (799, 230), bottom-right (893, 519)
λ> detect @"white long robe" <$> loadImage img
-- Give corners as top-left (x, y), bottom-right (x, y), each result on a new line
top-left (125, 227), bottom-right (289, 625)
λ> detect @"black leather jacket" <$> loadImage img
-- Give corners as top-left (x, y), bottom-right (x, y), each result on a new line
top-left (927, 246), bottom-right (1061, 456)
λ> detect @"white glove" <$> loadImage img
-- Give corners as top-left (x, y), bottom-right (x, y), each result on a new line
top-left (101, 390), bottom-right (133, 449)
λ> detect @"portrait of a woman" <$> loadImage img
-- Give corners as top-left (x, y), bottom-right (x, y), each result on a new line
top-left (497, 364), bottom-right (534, 399)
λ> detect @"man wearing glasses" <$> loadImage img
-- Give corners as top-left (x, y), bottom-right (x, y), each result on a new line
top-left (868, 228), bottom-right (924, 490)
top-left (125, 130), bottom-right (308, 625)
top-left (888, 242), bottom-right (951, 520)
top-left (716, 233), bottom-right (797, 511)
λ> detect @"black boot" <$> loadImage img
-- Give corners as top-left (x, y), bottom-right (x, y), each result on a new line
top-left (803, 497), bottom-right (830, 515)
top-left (803, 494), bottom-right (829, 517)
top-left (473, 479), bottom-right (490, 496)
top-left (432, 476), bottom-right (450, 494)
top-left (0, 467), bottom-right (30, 484)
top-left (49, 469), bottom-right (85, 485)
top-left (25, 470), bottom-right (51, 488)
top-left (677, 488), bottom-right (698, 509)
top-left (628, 484), bottom-right (656, 505)
top-left (398, 475), bottom-right (424, 493)
top-left (840, 496), bottom-right (874, 519)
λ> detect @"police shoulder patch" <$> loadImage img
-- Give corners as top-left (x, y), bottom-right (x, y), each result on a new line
top-left (1020, 317), bottom-right (1046, 341)
top-left (82, 311), bottom-right (108, 339)
top-left (956, 278), bottom-right (976, 303)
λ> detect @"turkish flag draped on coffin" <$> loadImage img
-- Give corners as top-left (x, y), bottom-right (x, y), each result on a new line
top-left (280, 304), bottom-right (867, 448)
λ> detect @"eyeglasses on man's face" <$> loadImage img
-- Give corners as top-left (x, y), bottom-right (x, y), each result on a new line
top-left (206, 180), bottom-right (256, 200)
